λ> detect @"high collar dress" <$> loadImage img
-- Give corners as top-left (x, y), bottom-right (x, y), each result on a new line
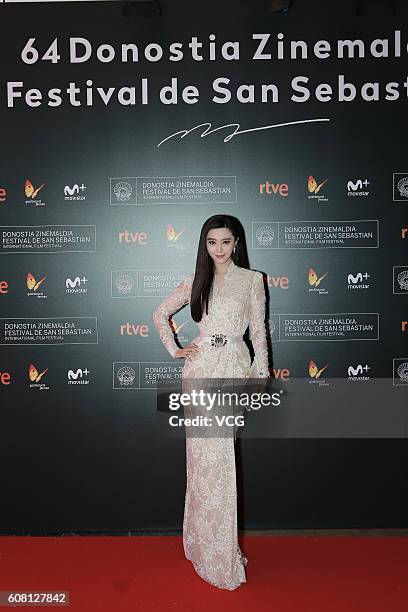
top-left (153, 259), bottom-right (269, 590)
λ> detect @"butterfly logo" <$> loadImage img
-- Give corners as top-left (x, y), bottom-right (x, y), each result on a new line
top-left (308, 359), bottom-right (328, 379)
top-left (25, 179), bottom-right (45, 199)
top-left (28, 363), bottom-right (48, 383)
top-left (308, 175), bottom-right (328, 194)
top-left (27, 272), bottom-right (46, 291)
top-left (173, 320), bottom-right (188, 335)
top-left (166, 224), bottom-right (185, 242)
top-left (308, 267), bottom-right (328, 287)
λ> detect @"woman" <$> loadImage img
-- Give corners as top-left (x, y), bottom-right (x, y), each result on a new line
top-left (153, 214), bottom-right (270, 590)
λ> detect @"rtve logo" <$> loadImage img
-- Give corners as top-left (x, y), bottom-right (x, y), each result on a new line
top-left (120, 322), bottom-right (149, 336)
top-left (266, 274), bottom-right (289, 289)
top-left (0, 280), bottom-right (9, 294)
top-left (270, 367), bottom-right (290, 380)
top-left (118, 230), bottom-right (148, 244)
top-left (259, 181), bottom-right (288, 197)
top-left (0, 186), bottom-right (7, 204)
top-left (0, 371), bottom-right (11, 386)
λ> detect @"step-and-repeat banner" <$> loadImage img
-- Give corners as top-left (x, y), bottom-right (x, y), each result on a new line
top-left (1, 0), bottom-right (407, 532)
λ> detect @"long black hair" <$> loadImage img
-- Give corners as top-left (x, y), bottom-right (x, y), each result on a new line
top-left (190, 214), bottom-right (250, 322)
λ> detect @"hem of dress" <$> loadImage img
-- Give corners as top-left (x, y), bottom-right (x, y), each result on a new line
top-left (186, 554), bottom-right (247, 591)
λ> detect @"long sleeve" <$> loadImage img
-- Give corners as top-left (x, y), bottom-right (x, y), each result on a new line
top-left (248, 272), bottom-right (269, 377)
top-left (153, 273), bottom-right (193, 358)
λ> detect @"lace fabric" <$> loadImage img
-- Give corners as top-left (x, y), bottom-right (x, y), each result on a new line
top-left (152, 273), bottom-right (193, 359)
top-left (153, 260), bottom-right (270, 590)
top-left (152, 260), bottom-right (269, 378)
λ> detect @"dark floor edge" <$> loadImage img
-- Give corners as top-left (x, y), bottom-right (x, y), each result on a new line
top-left (1, 528), bottom-right (408, 537)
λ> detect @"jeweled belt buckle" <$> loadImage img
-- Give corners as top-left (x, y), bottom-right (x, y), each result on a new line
top-left (210, 333), bottom-right (227, 347)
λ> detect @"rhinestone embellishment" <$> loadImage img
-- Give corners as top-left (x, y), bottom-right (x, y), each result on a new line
top-left (210, 333), bottom-right (228, 347)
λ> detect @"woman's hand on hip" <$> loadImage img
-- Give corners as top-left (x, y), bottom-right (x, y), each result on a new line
top-left (174, 343), bottom-right (199, 361)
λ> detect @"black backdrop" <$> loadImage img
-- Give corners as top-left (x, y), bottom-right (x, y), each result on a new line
top-left (0, 0), bottom-right (407, 533)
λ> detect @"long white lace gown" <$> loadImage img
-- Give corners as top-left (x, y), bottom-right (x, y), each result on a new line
top-left (153, 259), bottom-right (269, 590)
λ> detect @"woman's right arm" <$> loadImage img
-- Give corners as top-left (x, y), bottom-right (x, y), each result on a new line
top-left (153, 273), bottom-right (194, 358)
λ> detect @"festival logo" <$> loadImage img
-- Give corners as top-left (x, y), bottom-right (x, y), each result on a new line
top-left (113, 362), bottom-right (184, 389)
top-left (281, 313), bottom-right (378, 341)
top-left (111, 179), bottom-right (135, 204)
top-left (0, 225), bottom-right (96, 254)
top-left (26, 272), bottom-right (47, 299)
top-left (139, 362), bottom-right (183, 388)
top-left (393, 173), bottom-right (408, 202)
top-left (253, 220), bottom-right (378, 249)
top-left (25, 179), bottom-right (46, 207)
top-left (393, 359), bottom-right (408, 386)
top-left (253, 224), bottom-right (277, 248)
top-left (113, 273), bottom-right (135, 296)
top-left (111, 269), bottom-right (192, 298)
top-left (28, 362), bottom-right (49, 391)
top-left (110, 176), bottom-right (237, 205)
top-left (393, 267), bottom-right (408, 294)
top-left (307, 175), bottom-right (328, 202)
top-left (113, 363), bottom-right (138, 389)
top-left (267, 318), bottom-right (277, 340)
top-left (308, 267), bottom-right (328, 295)
top-left (138, 176), bottom-right (236, 205)
top-left (0, 318), bottom-right (98, 345)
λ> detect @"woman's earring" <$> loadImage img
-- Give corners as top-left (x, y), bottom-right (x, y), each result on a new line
top-left (233, 244), bottom-right (236, 254)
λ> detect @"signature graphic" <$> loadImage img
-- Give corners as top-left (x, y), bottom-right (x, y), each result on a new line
top-left (157, 118), bottom-right (330, 147)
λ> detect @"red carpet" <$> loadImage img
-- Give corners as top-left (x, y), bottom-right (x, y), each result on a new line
top-left (0, 535), bottom-right (407, 611)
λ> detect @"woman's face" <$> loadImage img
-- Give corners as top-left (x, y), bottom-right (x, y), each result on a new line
top-left (206, 228), bottom-right (236, 265)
